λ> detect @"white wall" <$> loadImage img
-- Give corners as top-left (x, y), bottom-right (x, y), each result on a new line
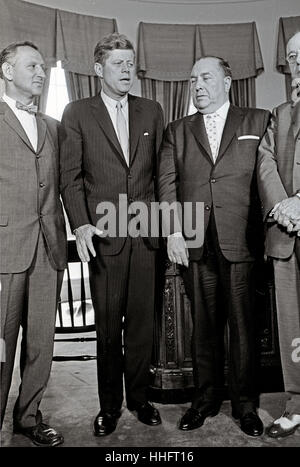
top-left (23, 0), bottom-right (300, 110)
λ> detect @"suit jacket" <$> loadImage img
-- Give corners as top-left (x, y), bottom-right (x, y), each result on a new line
top-left (257, 101), bottom-right (300, 259)
top-left (158, 104), bottom-right (270, 262)
top-left (59, 94), bottom-right (164, 256)
top-left (0, 101), bottom-right (67, 273)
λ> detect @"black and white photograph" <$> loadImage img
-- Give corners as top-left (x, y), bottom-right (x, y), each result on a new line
top-left (0, 0), bottom-right (300, 453)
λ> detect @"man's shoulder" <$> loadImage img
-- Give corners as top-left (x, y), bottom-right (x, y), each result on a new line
top-left (129, 94), bottom-right (162, 111)
top-left (237, 105), bottom-right (270, 118)
top-left (166, 112), bottom-right (197, 131)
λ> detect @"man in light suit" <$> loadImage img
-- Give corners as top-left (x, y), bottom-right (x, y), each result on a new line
top-left (257, 31), bottom-right (300, 439)
top-left (59, 33), bottom-right (164, 436)
top-left (158, 56), bottom-right (270, 436)
top-left (0, 42), bottom-right (67, 446)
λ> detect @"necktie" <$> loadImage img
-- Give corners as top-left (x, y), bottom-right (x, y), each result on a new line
top-left (116, 101), bottom-right (129, 165)
top-left (16, 101), bottom-right (38, 114)
top-left (206, 113), bottom-right (218, 162)
top-left (291, 78), bottom-right (300, 107)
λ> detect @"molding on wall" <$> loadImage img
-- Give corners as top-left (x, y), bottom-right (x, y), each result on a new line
top-left (131, 0), bottom-right (264, 4)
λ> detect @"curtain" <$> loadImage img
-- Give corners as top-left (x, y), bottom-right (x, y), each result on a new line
top-left (137, 21), bottom-right (263, 123)
top-left (65, 72), bottom-right (101, 101)
top-left (141, 79), bottom-right (190, 126)
top-left (230, 77), bottom-right (256, 108)
top-left (277, 16), bottom-right (300, 101)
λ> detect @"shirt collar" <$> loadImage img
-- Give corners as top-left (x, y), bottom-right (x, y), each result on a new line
top-left (101, 90), bottom-right (128, 111)
top-left (2, 93), bottom-right (34, 111)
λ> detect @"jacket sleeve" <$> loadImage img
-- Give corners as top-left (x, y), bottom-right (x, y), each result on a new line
top-left (257, 107), bottom-right (288, 221)
top-left (59, 103), bottom-right (91, 231)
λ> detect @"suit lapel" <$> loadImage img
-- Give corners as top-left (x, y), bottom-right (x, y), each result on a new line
top-left (188, 112), bottom-right (214, 165)
top-left (1, 102), bottom-right (35, 152)
top-left (291, 101), bottom-right (300, 139)
top-left (36, 114), bottom-right (47, 154)
top-left (128, 95), bottom-right (142, 166)
top-left (216, 105), bottom-right (244, 164)
top-left (90, 95), bottom-right (128, 169)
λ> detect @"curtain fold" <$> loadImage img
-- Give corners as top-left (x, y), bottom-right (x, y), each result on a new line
top-left (230, 77), bottom-right (256, 108)
top-left (56, 10), bottom-right (117, 76)
top-left (65, 72), bottom-right (101, 101)
top-left (141, 79), bottom-right (190, 125)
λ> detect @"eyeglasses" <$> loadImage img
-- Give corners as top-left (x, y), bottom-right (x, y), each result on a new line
top-left (286, 50), bottom-right (300, 64)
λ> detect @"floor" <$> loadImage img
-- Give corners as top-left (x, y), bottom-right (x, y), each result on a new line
top-left (1, 335), bottom-right (300, 448)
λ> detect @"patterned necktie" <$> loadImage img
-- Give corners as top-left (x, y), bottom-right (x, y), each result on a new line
top-left (116, 101), bottom-right (129, 165)
top-left (205, 113), bottom-right (218, 162)
top-left (16, 101), bottom-right (38, 114)
top-left (291, 78), bottom-right (300, 107)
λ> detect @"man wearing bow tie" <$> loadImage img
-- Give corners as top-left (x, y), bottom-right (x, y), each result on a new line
top-left (0, 42), bottom-right (67, 446)
top-left (158, 56), bottom-right (270, 436)
top-left (257, 31), bottom-right (300, 439)
top-left (59, 33), bottom-right (164, 436)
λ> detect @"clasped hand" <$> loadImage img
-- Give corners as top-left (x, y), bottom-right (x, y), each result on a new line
top-left (270, 196), bottom-right (300, 235)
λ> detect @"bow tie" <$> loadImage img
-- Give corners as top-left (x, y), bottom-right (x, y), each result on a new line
top-left (16, 101), bottom-right (38, 114)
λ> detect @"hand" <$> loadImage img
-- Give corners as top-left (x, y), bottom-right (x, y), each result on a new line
top-left (74, 224), bottom-right (103, 262)
top-left (167, 235), bottom-right (189, 267)
top-left (270, 197), bottom-right (300, 231)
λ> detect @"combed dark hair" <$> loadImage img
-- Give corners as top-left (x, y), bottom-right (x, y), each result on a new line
top-left (197, 55), bottom-right (232, 78)
top-left (94, 33), bottom-right (134, 65)
top-left (0, 41), bottom-right (39, 79)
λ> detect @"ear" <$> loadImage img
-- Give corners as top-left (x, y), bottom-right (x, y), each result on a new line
top-left (224, 76), bottom-right (232, 93)
top-left (94, 62), bottom-right (103, 78)
top-left (1, 62), bottom-right (14, 81)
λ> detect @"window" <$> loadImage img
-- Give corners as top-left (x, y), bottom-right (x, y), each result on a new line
top-left (45, 61), bottom-right (69, 121)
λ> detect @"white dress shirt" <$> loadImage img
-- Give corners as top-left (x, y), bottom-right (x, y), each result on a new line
top-left (101, 90), bottom-right (129, 137)
top-left (2, 93), bottom-right (38, 151)
top-left (203, 100), bottom-right (230, 161)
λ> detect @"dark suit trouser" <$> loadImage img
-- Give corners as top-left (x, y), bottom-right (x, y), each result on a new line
top-left (182, 214), bottom-right (257, 416)
top-left (89, 237), bottom-right (156, 413)
top-left (0, 232), bottom-right (63, 429)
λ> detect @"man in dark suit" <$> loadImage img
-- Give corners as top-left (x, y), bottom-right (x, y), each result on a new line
top-left (158, 56), bottom-right (270, 436)
top-left (0, 42), bottom-right (67, 446)
top-left (257, 31), bottom-right (300, 439)
top-left (59, 33), bottom-right (164, 436)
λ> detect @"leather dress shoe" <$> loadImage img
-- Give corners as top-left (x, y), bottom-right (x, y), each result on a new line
top-left (94, 410), bottom-right (121, 436)
top-left (266, 413), bottom-right (300, 439)
top-left (129, 402), bottom-right (161, 426)
top-left (179, 404), bottom-right (220, 431)
top-left (239, 411), bottom-right (264, 437)
top-left (13, 422), bottom-right (64, 447)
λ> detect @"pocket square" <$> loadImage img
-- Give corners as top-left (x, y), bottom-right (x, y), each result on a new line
top-left (238, 135), bottom-right (260, 140)
top-left (143, 132), bottom-right (149, 136)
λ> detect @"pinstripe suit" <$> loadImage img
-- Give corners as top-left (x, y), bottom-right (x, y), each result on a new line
top-left (59, 94), bottom-right (164, 411)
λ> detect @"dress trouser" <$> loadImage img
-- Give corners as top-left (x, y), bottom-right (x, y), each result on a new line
top-left (88, 236), bottom-right (156, 413)
top-left (273, 252), bottom-right (300, 415)
top-left (0, 232), bottom-right (63, 428)
top-left (182, 213), bottom-right (257, 416)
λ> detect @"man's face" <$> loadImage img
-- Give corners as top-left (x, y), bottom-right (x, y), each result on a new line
top-left (95, 49), bottom-right (135, 100)
top-left (287, 32), bottom-right (300, 80)
top-left (3, 46), bottom-right (45, 101)
top-left (190, 57), bottom-right (231, 114)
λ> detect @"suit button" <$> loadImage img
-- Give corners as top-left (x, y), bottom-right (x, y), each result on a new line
top-left (210, 178), bottom-right (216, 183)
top-left (39, 213), bottom-right (43, 218)
top-left (129, 197), bottom-right (134, 202)
top-left (128, 174), bottom-right (132, 179)
top-left (39, 182), bottom-right (45, 188)
top-left (36, 154), bottom-right (40, 159)
top-left (205, 205), bottom-right (211, 211)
